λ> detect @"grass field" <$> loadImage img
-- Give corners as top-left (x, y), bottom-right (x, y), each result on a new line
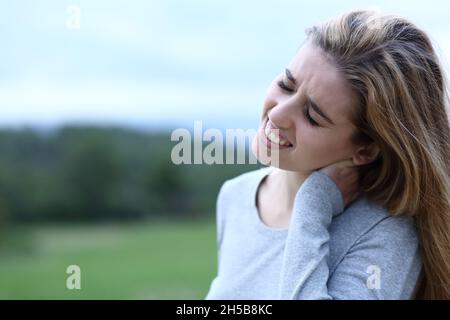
top-left (0, 219), bottom-right (217, 299)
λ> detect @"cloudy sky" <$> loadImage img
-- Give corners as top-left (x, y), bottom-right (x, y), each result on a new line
top-left (1, 0), bottom-right (449, 131)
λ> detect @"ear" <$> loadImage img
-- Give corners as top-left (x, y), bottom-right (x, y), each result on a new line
top-left (352, 143), bottom-right (380, 166)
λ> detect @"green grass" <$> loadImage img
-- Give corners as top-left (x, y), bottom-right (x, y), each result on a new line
top-left (0, 219), bottom-right (218, 299)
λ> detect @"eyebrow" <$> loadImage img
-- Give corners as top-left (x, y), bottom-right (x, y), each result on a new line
top-left (308, 97), bottom-right (335, 126)
top-left (285, 68), bottom-right (296, 84)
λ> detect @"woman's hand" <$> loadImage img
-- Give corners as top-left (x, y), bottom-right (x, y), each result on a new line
top-left (318, 159), bottom-right (361, 209)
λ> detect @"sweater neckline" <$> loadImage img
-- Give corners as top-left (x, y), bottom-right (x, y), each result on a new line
top-left (251, 166), bottom-right (289, 236)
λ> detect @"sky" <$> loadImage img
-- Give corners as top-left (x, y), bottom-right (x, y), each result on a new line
top-left (1, 0), bottom-right (449, 131)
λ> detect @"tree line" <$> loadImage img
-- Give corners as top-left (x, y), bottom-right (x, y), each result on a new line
top-left (0, 126), bottom-right (260, 224)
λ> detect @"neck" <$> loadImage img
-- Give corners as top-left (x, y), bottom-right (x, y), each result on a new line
top-left (266, 167), bottom-right (311, 214)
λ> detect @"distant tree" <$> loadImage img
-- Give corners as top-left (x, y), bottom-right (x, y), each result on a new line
top-left (144, 157), bottom-right (191, 214)
top-left (60, 135), bottom-right (122, 220)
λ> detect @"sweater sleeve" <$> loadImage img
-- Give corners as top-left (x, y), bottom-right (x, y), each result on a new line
top-left (326, 215), bottom-right (422, 299)
top-left (277, 170), bottom-right (421, 300)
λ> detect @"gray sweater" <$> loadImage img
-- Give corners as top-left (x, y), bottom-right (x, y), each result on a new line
top-left (205, 166), bottom-right (422, 300)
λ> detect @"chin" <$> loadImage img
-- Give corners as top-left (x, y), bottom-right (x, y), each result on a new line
top-left (251, 137), bottom-right (271, 165)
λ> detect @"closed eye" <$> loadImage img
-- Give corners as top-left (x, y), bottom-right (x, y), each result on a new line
top-left (277, 80), bottom-right (295, 93)
top-left (304, 106), bottom-right (320, 126)
top-left (277, 79), bottom-right (320, 127)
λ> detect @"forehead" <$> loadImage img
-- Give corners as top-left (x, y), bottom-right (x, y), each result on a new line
top-left (287, 41), bottom-right (358, 126)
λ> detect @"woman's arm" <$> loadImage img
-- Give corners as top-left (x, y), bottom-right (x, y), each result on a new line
top-left (278, 170), bottom-right (343, 299)
top-left (278, 171), bottom-right (421, 299)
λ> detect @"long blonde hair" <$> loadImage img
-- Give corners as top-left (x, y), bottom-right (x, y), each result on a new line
top-left (306, 9), bottom-right (450, 299)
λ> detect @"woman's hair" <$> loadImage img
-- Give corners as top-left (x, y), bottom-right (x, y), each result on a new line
top-left (305, 9), bottom-right (450, 299)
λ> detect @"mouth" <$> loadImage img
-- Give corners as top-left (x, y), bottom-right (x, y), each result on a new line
top-left (261, 117), bottom-right (294, 149)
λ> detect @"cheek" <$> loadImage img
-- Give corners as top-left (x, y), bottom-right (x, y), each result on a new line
top-left (294, 129), bottom-right (352, 164)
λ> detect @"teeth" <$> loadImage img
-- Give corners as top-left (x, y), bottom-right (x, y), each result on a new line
top-left (269, 131), bottom-right (279, 144)
top-left (264, 125), bottom-right (291, 146)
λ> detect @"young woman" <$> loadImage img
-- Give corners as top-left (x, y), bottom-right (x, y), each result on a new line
top-left (205, 9), bottom-right (450, 300)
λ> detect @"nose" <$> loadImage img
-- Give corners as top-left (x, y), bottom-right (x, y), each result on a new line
top-left (267, 101), bottom-right (297, 130)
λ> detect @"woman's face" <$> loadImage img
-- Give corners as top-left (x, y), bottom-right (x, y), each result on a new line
top-left (252, 40), bottom-right (360, 172)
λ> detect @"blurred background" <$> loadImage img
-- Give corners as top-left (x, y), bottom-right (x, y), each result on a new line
top-left (0, 0), bottom-right (448, 299)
